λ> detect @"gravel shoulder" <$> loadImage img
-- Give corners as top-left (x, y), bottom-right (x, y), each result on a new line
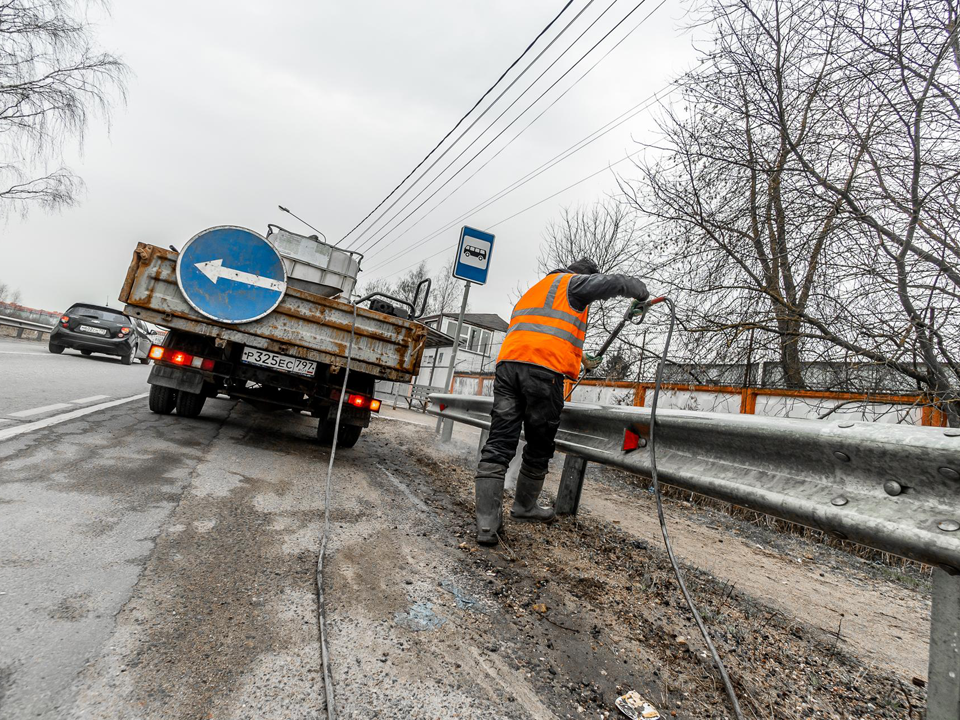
top-left (372, 412), bottom-right (930, 719)
top-left (5, 397), bottom-right (931, 719)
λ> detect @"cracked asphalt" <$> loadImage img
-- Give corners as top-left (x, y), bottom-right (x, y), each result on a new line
top-left (0, 337), bottom-right (932, 719)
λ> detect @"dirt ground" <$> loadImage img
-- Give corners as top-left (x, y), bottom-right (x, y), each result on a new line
top-left (362, 410), bottom-right (931, 719)
top-left (56, 403), bottom-right (931, 719)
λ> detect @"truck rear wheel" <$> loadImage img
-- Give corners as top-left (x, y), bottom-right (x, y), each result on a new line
top-left (176, 390), bottom-right (206, 418)
top-left (149, 385), bottom-right (177, 414)
top-left (317, 419), bottom-right (362, 448)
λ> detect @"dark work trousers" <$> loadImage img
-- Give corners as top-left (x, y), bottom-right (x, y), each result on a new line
top-left (479, 361), bottom-right (566, 473)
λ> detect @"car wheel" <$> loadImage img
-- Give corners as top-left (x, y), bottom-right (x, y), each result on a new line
top-left (81, 350), bottom-right (92, 356)
top-left (148, 384), bottom-right (178, 415)
top-left (175, 390), bottom-right (206, 418)
top-left (48, 343), bottom-right (64, 355)
top-left (121, 349), bottom-right (134, 365)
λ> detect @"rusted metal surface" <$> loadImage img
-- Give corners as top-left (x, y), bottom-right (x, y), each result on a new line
top-left (119, 244), bottom-right (427, 382)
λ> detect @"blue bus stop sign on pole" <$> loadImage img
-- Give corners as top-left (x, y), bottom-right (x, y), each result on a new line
top-left (453, 226), bottom-right (495, 285)
top-left (176, 226), bottom-right (287, 324)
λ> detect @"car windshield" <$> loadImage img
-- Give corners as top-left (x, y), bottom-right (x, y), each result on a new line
top-left (68, 306), bottom-right (127, 323)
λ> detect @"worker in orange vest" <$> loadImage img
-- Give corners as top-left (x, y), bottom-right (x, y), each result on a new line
top-left (475, 257), bottom-right (649, 546)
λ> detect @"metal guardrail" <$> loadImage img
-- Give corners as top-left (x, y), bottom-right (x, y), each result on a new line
top-left (428, 393), bottom-right (960, 717)
top-left (0, 315), bottom-right (54, 338)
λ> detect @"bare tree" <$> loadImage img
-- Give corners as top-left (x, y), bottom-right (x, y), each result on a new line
top-left (426, 256), bottom-right (463, 316)
top-left (538, 199), bottom-right (639, 275)
top-left (1, 0), bottom-right (127, 215)
top-left (357, 258), bottom-right (467, 317)
top-left (0, 280), bottom-right (22, 305)
top-left (537, 199), bottom-right (644, 359)
top-left (623, 0), bottom-right (959, 423)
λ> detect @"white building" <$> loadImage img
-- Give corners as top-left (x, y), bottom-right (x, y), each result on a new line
top-left (414, 312), bottom-right (508, 387)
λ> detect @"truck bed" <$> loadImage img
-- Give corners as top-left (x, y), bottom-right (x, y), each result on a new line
top-left (119, 243), bottom-right (427, 382)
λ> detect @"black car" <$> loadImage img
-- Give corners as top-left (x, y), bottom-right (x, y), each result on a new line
top-left (48, 303), bottom-right (152, 365)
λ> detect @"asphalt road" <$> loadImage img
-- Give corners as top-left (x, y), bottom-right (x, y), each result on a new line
top-left (0, 336), bottom-right (931, 719)
top-left (0, 338), bottom-right (151, 420)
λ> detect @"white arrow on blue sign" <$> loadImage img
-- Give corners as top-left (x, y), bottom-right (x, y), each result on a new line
top-left (176, 226), bottom-right (287, 324)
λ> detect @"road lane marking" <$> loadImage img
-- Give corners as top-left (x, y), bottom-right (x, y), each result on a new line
top-left (10, 403), bottom-right (72, 418)
top-left (0, 351), bottom-right (62, 356)
top-left (70, 395), bottom-right (110, 405)
top-left (0, 394), bottom-right (148, 442)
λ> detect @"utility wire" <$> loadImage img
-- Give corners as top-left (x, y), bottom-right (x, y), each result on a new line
top-left (348, 0), bottom-right (605, 252)
top-left (364, 0), bottom-right (669, 263)
top-left (339, 0), bottom-right (580, 247)
top-left (366, 80), bottom-right (675, 272)
top-left (354, 0), bottom-right (654, 257)
top-left (368, 149), bottom-right (642, 278)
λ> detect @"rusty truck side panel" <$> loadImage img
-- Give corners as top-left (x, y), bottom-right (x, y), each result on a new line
top-left (119, 244), bottom-right (427, 382)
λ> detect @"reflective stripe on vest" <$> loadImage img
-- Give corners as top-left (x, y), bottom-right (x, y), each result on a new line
top-left (496, 273), bottom-right (589, 379)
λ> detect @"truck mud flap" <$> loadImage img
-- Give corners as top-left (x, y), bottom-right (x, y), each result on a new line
top-left (148, 364), bottom-right (204, 394)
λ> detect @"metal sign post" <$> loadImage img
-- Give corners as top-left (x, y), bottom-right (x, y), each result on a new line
top-left (437, 280), bottom-right (471, 438)
top-left (438, 226), bottom-right (495, 440)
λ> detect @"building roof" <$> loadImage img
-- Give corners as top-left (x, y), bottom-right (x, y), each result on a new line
top-left (423, 312), bottom-right (509, 332)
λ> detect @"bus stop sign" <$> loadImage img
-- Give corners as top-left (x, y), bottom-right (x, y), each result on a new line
top-left (453, 226), bottom-right (495, 285)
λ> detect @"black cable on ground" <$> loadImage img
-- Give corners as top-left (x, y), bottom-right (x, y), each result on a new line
top-left (647, 298), bottom-right (745, 720)
top-left (316, 301), bottom-right (359, 720)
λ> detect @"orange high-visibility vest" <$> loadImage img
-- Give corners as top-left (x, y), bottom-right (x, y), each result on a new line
top-left (497, 273), bottom-right (588, 379)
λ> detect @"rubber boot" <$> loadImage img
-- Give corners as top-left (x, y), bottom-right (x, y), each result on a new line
top-left (510, 463), bottom-right (557, 523)
top-left (475, 461), bottom-right (507, 546)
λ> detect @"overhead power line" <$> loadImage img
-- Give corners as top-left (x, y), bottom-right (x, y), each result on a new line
top-left (364, 0), bottom-right (669, 264)
top-left (353, 0), bottom-right (657, 258)
top-left (368, 149), bottom-right (643, 279)
top-left (366, 15), bottom-right (684, 272)
top-left (346, 0), bottom-right (605, 252)
top-left (338, 0), bottom-right (580, 247)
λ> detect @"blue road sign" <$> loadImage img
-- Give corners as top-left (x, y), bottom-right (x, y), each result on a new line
top-left (453, 226), bottom-right (495, 285)
top-left (176, 226), bottom-right (287, 324)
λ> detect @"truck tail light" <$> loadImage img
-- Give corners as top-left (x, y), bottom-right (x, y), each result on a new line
top-left (158, 347), bottom-right (215, 371)
top-left (346, 394), bottom-right (381, 413)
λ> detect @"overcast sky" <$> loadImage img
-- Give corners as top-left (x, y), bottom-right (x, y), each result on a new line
top-left (1, 0), bottom-right (699, 320)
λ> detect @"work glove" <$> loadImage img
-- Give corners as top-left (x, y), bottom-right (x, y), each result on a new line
top-left (581, 353), bottom-right (602, 372)
top-left (632, 279), bottom-right (649, 303)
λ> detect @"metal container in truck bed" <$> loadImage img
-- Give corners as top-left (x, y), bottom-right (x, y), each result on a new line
top-left (119, 243), bottom-right (427, 382)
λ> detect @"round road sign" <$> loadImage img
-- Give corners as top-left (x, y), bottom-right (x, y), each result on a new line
top-left (176, 226), bottom-right (287, 324)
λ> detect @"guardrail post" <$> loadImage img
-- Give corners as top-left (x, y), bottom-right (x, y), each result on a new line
top-left (476, 428), bottom-right (489, 465)
top-left (15, 327), bottom-right (23, 339)
top-left (555, 454), bottom-right (587, 515)
top-left (928, 567), bottom-right (960, 719)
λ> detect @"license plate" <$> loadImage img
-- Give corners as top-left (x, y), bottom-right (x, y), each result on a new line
top-left (241, 347), bottom-right (316, 377)
top-left (78, 325), bottom-right (107, 336)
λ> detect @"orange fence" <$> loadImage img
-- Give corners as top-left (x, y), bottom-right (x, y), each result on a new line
top-left (450, 373), bottom-right (949, 427)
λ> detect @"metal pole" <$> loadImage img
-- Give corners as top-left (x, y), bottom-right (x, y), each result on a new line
top-left (438, 281), bottom-right (471, 438)
top-left (928, 567), bottom-right (960, 719)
